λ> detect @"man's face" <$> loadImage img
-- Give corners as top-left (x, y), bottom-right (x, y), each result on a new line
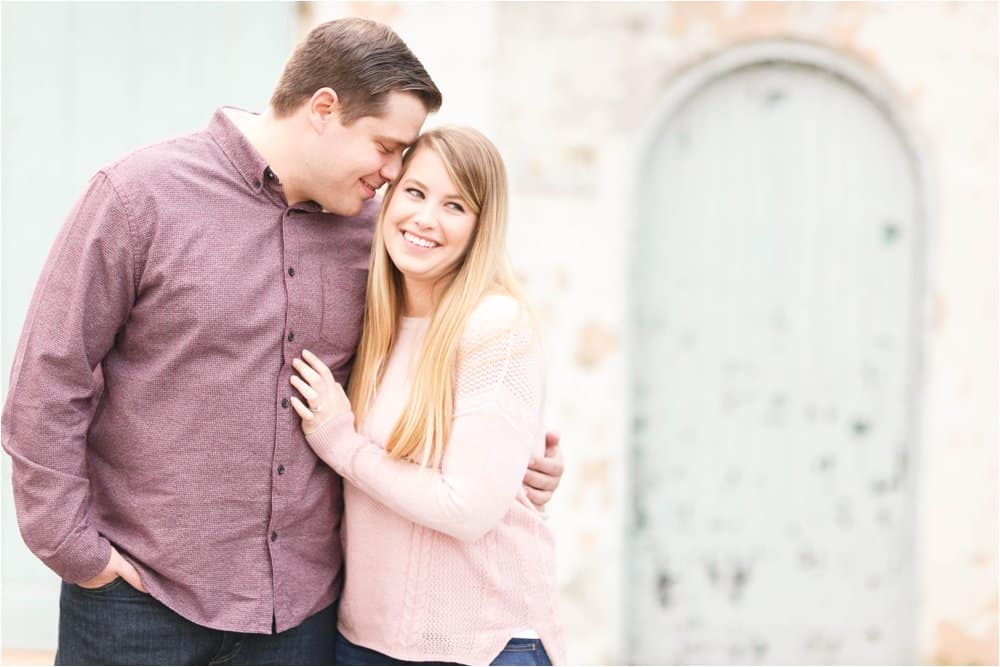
top-left (304, 91), bottom-right (426, 216)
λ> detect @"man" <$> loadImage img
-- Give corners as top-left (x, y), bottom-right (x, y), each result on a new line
top-left (2, 18), bottom-right (563, 665)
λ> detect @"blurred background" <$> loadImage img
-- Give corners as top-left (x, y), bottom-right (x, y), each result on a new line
top-left (2, 1), bottom-right (997, 665)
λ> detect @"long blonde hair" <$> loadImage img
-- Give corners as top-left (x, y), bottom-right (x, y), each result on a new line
top-left (347, 126), bottom-right (524, 468)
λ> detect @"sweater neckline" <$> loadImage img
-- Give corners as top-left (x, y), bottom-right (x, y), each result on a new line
top-left (399, 315), bottom-right (429, 329)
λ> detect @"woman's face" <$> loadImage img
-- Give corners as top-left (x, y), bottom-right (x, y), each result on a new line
top-left (382, 147), bottom-right (478, 290)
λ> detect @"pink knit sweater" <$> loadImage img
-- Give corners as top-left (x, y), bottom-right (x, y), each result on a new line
top-left (307, 295), bottom-right (565, 665)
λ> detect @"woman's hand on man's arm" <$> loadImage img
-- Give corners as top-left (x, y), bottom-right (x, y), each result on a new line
top-left (524, 431), bottom-right (564, 510)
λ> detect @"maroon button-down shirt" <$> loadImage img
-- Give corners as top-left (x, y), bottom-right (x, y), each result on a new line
top-left (2, 108), bottom-right (377, 633)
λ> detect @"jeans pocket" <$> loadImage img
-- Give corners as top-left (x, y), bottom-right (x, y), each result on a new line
top-left (490, 639), bottom-right (552, 666)
top-left (73, 576), bottom-right (124, 594)
top-left (501, 642), bottom-right (537, 653)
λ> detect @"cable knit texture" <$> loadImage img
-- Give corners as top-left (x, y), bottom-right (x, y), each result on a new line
top-left (307, 294), bottom-right (565, 665)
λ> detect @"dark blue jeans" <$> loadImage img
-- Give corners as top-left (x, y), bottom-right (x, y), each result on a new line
top-left (56, 578), bottom-right (337, 665)
top-left (334, 631), bottom-right (552, 666)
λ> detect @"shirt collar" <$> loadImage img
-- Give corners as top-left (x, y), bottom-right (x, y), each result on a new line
top-left (206, 106), bottom-right (271, 196)
top-left (207, 107), bottom-right (324, 214)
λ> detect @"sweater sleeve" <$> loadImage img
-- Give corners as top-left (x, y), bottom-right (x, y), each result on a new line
top-left (306, 296), bottom-right (544, 543)
top-left (1, 172), bottom-right (137, 583)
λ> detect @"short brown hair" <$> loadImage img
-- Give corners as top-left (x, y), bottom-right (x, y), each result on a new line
top-left (270, 18), bottom-right (442, 123)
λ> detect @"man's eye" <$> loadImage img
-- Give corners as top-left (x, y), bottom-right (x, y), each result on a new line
top-left (377, 143), bottom-right (389, 154)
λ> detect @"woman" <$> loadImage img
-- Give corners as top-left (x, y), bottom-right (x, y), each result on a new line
top-left (288, 126), bottom-right (564, 665)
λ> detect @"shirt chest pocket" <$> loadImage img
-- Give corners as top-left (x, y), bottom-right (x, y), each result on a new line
top-left (319, 267), bottom-right (369, 362)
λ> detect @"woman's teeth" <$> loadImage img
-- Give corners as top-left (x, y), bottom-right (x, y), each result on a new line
top-left (403, 231), bottom-right (438, 248)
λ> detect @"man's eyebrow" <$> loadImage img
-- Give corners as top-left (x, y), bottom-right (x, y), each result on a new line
top-left (376, 136), bottom-right (411, 150)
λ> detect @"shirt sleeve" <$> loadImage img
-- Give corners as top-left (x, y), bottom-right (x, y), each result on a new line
top-left (306, 297), bottom-right (545, 544)
top-left (1, 172), bottom-right (138, 583)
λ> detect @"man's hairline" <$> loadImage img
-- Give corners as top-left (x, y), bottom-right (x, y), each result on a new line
top-left (275, 88), bottom-right (433, 125)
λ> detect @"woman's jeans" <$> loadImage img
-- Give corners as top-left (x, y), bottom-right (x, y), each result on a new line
top-left (334, 630), bottom-right (553, 666)
top-left (55, 578), bottom-right (337, 665)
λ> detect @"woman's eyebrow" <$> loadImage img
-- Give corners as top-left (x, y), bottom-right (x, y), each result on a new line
top-left (403, 178), bottom-right (462, 201)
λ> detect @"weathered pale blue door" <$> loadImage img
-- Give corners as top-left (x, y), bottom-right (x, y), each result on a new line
top-left (1, 2), bottom-right (297, 653)
top-left (629, 46), bottom-right (922, 665)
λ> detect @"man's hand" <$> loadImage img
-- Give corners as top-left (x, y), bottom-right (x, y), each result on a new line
top-left (524, 431), bottom-right (565, 510)
top-left (77, 546), bottom-right (147, 593)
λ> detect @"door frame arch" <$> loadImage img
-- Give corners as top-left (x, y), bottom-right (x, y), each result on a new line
top-left (622, 38), bottom-right (931, 662)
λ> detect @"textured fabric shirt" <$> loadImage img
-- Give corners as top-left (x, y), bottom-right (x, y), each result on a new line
top-left (1, 108), bottom-right (377, 633)
top-left (307, 295), bottom-right (566, 664)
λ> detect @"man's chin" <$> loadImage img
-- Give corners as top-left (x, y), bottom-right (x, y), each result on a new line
top-left (320, 199), bottom-right (364, 218)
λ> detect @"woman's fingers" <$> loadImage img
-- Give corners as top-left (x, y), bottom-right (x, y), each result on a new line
top-left (522, 468), bottom-right (557, 492)
top-left (290, 375), bottom-right (319, 402)
top-left (525, 486), bottom-right (554, 510)
top-left (289, 396), bottom-right (315, 422)
top-left (528, 444), bottom-right (564, 479)
top-left (292, 358), bottom-right (322, 387)
top-left (302, 349), bottom-right (333, 380)
top-left (290, 353), bottom-right (350, 424)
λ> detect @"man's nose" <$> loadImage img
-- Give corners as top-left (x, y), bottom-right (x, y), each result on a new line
top-left (381, 154), bottom-right (403, 183)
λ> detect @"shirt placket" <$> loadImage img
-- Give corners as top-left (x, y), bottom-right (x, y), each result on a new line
top-left (268, 202), bottom-right (305, 629)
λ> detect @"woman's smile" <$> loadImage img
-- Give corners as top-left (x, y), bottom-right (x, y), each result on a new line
top-left (402, 230), bottom-right (440, 249)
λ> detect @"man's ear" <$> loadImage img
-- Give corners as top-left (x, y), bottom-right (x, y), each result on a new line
top-left (307, 87), bottom-right (340, 132)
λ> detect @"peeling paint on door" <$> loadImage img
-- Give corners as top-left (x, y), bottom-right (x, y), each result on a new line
top-left (629, 50), bottom-right (921, 664)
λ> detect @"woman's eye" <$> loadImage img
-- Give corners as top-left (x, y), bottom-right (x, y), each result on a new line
top-left (446, 202), bottom-right (466, 213)
top-left (405, 188), bottom-right (424, 199)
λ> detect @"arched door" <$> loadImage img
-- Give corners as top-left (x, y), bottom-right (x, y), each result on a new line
top-left (629, 44), bottom-right (923, 665)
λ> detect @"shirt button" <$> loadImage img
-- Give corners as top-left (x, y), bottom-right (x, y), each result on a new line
top-left (277, 465), bottom-right (286, 475)
top-left (270, 531), bottom-right (278, 542)
top-left (281, 398), bottom-right (289, 409)
top-left (287, 332), bottom-right (295, 342)
top-left (288, 267), bottom-right (295, 277)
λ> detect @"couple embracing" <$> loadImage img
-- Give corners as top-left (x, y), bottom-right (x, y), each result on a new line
top-left (2, 18), bottom-right (565, 666)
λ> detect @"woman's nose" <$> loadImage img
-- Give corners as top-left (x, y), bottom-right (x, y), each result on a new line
top-left (412, 203), bottom-right (437, 230)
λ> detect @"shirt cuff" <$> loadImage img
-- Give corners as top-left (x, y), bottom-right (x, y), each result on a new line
top-left (46, 529), bottom-right (113, 584)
